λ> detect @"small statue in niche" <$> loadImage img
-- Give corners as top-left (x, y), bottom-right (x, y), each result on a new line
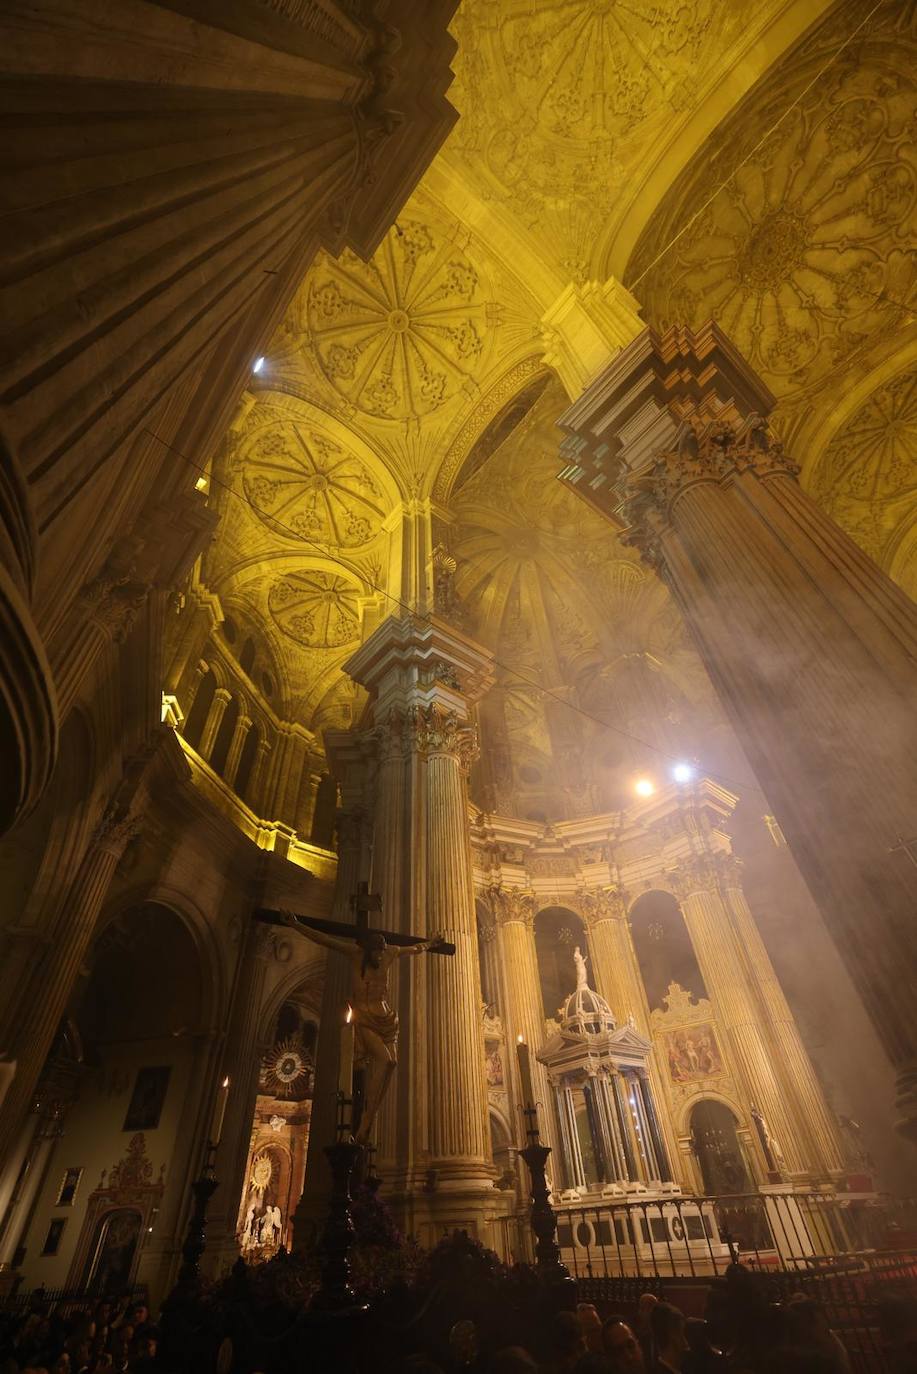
top-left (573, 945), bottom-right (590, 992)
top-left (751, 1106), bottom-right (786, 1178)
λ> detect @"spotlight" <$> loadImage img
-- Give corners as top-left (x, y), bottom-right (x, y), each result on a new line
top-left (252, 356), bottom-right (266, 374)
top-left (634, 778), bottom-right (655, 798)
top-left (672, 762), bottom-right (694, 783)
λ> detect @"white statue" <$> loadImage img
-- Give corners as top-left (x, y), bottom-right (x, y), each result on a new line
top-left (573, 945), bottom-right (589, 991)
top-left (241, 1204), bottom-right (257, 1248)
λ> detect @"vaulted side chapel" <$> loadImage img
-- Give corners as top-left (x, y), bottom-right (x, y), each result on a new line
top-left (0, 0), bottom-right (916, 1316)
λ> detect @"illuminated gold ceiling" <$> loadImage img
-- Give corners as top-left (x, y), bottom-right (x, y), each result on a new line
top-left (204, 0), bottom-right (917, 776)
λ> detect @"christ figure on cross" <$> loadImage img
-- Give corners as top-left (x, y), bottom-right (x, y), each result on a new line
top-left (255, 884), bottom-right (451, 1144)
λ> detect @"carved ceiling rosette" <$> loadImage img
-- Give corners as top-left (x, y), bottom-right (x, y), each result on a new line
top-left (268, 570), bottom-right (361, 649)
top-left (241, 419), bottom-right (386, 548)
top-left (628, 10), bottom-right (917, 417)
top-left (447, 0), bottom-right (743, 271)
top-left (809, 364), bottom-right (917, 570)
top-left (302, 220), bottom-right (493, 421)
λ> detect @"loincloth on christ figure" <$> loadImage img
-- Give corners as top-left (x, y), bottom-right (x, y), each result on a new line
top-left (354, 1002), bottom-right (399, 1054)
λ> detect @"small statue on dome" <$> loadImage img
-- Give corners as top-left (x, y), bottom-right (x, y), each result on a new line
top-left (573, 945), bottom-right (589, 992)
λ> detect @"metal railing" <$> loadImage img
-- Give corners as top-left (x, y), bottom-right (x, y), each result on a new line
top-left (0, 1282), bottom-right (148, 1320)
top-left (555, 1193), bottom-right (916, 1374)
top-left (553, 1191), bottom-right (917, 1280)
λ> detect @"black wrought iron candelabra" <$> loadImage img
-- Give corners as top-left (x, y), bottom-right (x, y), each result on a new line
top-left (518, 1104), bottom-right (573, 1293)
top-left (310, 1093), bottom-right (366, 1312)
top-left (177, 1142), bottom-right (220, 1284)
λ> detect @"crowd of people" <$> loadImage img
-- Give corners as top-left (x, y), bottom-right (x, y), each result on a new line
top-left (404, 1284), bottom-right (917, 1374)
top-left (0, 1297), bottom-right (158, 1374)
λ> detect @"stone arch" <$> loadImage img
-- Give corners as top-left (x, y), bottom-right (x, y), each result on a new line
top-left (534, 905), bottom-right (588, 1021)
top-left (95, 884), bottom-right (227, 1036)
top-left (628, 888), bottom-right (706, 1014)
top-left (689, 1097), bottom-right (753, 1196)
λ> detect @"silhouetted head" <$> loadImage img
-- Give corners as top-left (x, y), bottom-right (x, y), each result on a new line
top-left (361, 930), bottom-right (386, 970)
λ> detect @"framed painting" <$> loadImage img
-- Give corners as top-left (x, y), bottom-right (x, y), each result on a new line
top-left (122, 1066), bottom-right (171, 1131)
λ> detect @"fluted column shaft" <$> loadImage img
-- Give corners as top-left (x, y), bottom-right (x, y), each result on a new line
top-left (559, 322), bottom-right (917, 1138)
top-left (199, 687), bottom-right (232, 762)
top-left (248, 738), bottom-right (273, 816)
top-left (720, 870), bottom-right (844, 1178)
top-left (0, 802), bottom-right (141, 1170)
top-left (424, 748), bottom-right (491, 1174)
top-left (223, 713), bottom-right (253, 790)
top-left (494, 906), bottom-right (558, 1156)
top-left (678, 881), bottom-right (802, 1177)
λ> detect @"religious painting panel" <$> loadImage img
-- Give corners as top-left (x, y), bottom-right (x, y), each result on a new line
top-left (41, 1218), bottom-right (67, 1257)
top-left (81, 1208), bottom-right (142, 1295)
top-left (665, 1024), bottom-right (722, 1084)
top-left (55, 1167), bottom-right (83, 1207)
top-left (122, 1066), bottom-right (171, 1131)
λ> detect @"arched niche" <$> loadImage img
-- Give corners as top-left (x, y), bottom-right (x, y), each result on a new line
top-left (234, 720), bottom-right (260, 804)
top-left (629, 889), bottom-right (706, 1014)
top-left (80, 903), bottom-right (204, 1045)
top-left (475, 898), bottom-right (498, 1009)
top-left (534, 906), bottom-right (587, 1021)
top-left (240, 979), bottom-right (320, 1255)
top-left (690, 1099), bottom-right (751, 1196)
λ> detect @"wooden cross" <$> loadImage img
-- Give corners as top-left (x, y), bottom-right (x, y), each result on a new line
top-left (255, 879), bottom-right (455, 954)
top-left (889, 834), bottom-right (917, 871)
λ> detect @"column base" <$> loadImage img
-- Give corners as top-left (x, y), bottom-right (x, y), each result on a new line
top-left (894, 1060), bottom-right (917, 1142)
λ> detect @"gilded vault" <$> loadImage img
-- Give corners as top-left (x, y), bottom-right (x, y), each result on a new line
top-left (196, 0), bottom-right (916, 781)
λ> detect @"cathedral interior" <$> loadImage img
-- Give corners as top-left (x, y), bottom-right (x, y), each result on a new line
top-left (1, 0), bottom-right (916, 1326)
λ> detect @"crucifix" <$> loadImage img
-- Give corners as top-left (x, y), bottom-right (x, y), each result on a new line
top-left (889, 833), bottom-right (917, 871)
top-left (255, 883), bottom-right (454, 1144)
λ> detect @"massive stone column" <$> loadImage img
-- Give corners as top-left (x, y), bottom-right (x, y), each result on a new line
top-left (0, 0), bottom-right (459, 836)
top-left (487, 887), bottom-right (558, 1156)
top-left (672, 862), bottom-right (809, 1180)
top-left (559, 322), bottom-right (917, 1139)
top-left (344, 615), bottom-right (498, 1241)
top-left (0, 786), bottom-right (144, 1170)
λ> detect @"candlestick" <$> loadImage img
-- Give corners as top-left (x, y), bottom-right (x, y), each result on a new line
top-left (516, 1034), bottom-right (535, 1109)
top-left (209, 1075), bottom-right (229, 1147)
top-left (339, 1006), bottom-right (355, 1104)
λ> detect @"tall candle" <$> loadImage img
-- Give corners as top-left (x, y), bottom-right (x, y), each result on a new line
top-left (516, 1034), bottom-right (535, 1107)
top-left (339, 1005), bottom-right (354, 1100)
top-left (210, 1075), bottom-right (230, 1146)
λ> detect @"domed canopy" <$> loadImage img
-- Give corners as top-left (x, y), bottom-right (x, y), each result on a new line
top-left (560, 984), bottom-right (617, 1036)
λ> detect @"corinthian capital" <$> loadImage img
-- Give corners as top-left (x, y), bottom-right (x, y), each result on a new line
top-left (93, 805), bottom-right (144, 858)
top-left (485, 884), bottom-right (536, 929)
top-left (669, 851), bottom-right (742, 900)
top-left (406, 704), bottom-right (478, 769)
top-left (577, 886), bottom-right (627, 924)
